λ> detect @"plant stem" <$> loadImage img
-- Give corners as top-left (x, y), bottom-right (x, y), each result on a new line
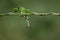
top-left (32, 12), bottom-right (60, 16)
top-left (0, 12), bottom-right (60, 16)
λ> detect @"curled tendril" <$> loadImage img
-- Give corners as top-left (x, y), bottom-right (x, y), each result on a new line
top-left (23, 15), bottom-right (30, 28)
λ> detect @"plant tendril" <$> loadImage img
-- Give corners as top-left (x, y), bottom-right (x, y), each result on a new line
top-left (23, 15), bottom-right (30, 28)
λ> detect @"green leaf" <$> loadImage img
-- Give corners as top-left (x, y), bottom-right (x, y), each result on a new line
top-left (20, 7), bottom-right (32, 15)
top-left (12, 6), bottom-right (33, 15)
top-left (12, 8), bottom-right (19, 12)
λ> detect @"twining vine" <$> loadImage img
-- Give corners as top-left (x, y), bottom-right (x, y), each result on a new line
top-left (0, 6), bottom-right (60, 28)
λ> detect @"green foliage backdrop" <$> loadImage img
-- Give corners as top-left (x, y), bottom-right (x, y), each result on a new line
top-left (0, 0), bottom-right (60, 40)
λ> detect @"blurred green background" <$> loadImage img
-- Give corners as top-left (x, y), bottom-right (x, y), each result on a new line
top-left (0, 0), bottom-right (60, 40)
